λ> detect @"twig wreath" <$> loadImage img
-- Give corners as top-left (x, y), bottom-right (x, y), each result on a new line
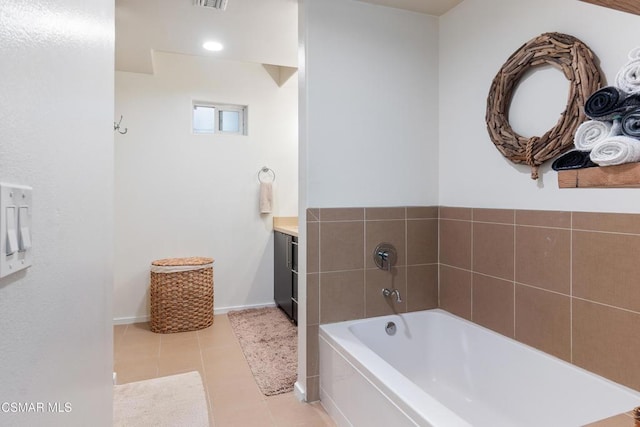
top-left (486, 32), bottom-right (603, 179)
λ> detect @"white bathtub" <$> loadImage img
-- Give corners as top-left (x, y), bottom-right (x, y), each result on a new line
top-left (319, 309), bottom-right (640, 427)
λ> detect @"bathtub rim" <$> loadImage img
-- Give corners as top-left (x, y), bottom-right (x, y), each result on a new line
top-left (319, 309), bottom-right (472, 427)
top-left (319, 308), bottom-right (640, 427)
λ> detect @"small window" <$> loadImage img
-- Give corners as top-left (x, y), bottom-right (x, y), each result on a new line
top-left (192, 102), bottom-right (247, 135)
top-left (193, 105), bottom-right (216, 134)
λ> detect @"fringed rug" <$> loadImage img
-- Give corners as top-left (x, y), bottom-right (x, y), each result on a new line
top-left (227, 306), bottom-right (297, 396)
top-left (113, 371), bottom-right (209, 427)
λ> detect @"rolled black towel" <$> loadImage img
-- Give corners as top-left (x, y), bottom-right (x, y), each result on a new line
top-left (584, 86), bottom-right (640, 120)
top-left (585, 86), bottom-right (625, 119)
top-left (551, 150), bottom-right (598, 171)
top-left (621, 108), bottom-right (640, 138)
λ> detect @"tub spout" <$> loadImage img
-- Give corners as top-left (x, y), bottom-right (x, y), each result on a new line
top-left (382, 288), bottom-right (402, 303)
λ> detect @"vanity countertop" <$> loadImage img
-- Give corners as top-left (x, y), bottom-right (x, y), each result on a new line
top-left (273, 217), bottom-right (298, 237)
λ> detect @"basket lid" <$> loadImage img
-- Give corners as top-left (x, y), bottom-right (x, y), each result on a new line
top-left (152, 257), bottom-right (214, 267)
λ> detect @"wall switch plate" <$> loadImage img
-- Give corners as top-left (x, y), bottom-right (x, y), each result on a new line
top-left (0, 183), bottom-right (33, 279)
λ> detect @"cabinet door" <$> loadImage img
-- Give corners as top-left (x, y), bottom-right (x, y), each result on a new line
top-left (291, 271), bottom-right (298, 325)
top-left (291, 237), bottom-right (298, 324)
top-left (291, 236), bottom-right (298, 273)
top-left (274, 232), bottom-right (293, 318)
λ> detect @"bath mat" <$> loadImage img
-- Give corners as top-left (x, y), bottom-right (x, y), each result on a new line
top-left (113, 371), bottom-right (209, 427)
top-left (227, 306), bottom-right (297, 396)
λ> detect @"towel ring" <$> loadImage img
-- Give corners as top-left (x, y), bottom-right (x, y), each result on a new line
top-left (258, 167), bottom-right (276, 183)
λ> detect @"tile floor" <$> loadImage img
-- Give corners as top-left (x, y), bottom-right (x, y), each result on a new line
top-left (114, 315), bottom-right (335, 427)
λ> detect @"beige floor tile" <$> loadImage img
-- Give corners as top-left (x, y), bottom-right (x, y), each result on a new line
top-left (114, 313), bottom-right (335, 427)
top-left (115, 341), bottom-right (160, 362)
top-left (160, 338), bottom-right (201, 357)
top-left (114, 324), bottom-right (127, 343)
top-left (201, 343), bottom-right (244, 360)
top-left (212, 400), bottom-right (275, 427)
top-left (158, 365), bottom-right (205, 378)
top-left (199, 328), bottom-right (239, 350)
top-left (113, 337), bottom-right (124, 355)
top-left (114, 357), bottom-right (159, 384)
top-left (207, 375), bottom-right (265, 407)
top-left (158, 346), bottom-right (202, 363)
top-left (116, 370), bottom-right (160, 385)
top-left (207, 403), bottom-right (215, 427)
top-left (119, 330), bottom-right (161, 348)
top-left (305, 402), bottom-right (337, 427)
top-left (201, 346), bottom-right (248, 376)
top-left (198, 315), bottom-right (231, 335)
top-left (158, 351), bottom-right (204, 377)
top-left (266, 394), bottom-right (336, 427)
top-left (124, 321), bottom-right (154, 336)
top-left (215, 314), bottom-right (231, 324)
top-left (202, 319), bottom-right (235, 334)
top-left (203, 361), bottom-right (253, 383)
top-left (161, 329), bottom-right (200, 342)
top-left (198, 333), bottom-right (241, 351)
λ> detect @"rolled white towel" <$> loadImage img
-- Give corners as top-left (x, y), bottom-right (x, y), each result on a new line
top-left (589, 135), bottom-right (640, 166)
top-left (574, 120), bottom-right (612, 151)
top-left (615, 59), bottom-right (640, 93)
top-left (629, 47), bottom-right (640, 61)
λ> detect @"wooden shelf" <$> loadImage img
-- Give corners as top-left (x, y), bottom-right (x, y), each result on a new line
top-left (558, 162), bottom-right (640, 188)
top-left (580, 0), bottom-right (640, 16)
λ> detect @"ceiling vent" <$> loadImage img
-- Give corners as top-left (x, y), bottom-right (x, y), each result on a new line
top-left (195, 0), bottom-right (228, 10)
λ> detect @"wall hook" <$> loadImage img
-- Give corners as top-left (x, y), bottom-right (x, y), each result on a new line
top-left (114, 115), bottom-right (128, 135)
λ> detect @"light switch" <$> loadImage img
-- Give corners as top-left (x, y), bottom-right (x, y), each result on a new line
top-left (0, 183), bottom-right (33, 279)
top-left (18, 206), bottom-right (31, 251)
top-left (6, 206), bottom-right (18, 255)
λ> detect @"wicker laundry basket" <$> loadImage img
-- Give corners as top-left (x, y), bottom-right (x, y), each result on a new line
top-left (150, 257), bottom-right (214, 333)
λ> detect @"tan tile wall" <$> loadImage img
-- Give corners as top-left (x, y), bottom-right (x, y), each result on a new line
top-left (306, 205), bottom-right (640, 403)
top-left (440, 207), bottom-right (640, 392)
top-left (306, 206), bottom-right (439, 401)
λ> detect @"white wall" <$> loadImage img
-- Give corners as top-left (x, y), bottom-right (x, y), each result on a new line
top-left (0, 1), bottom-right (113, 426)
top-left (114, 52), bottom-right (298, 321)
top-left (302, 0), bottom-right (440, 208)
top-left (297, 1), bottom-right (310, 400)
top-left (298, 0), bottom-right (440, 401)
top-left (439, 0), bottom-right (640, 212)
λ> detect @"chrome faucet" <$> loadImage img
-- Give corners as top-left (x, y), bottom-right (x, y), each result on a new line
top-left (373, 243), bottom-right (397, 271)
top-left (377, 250), bottom-right (391, 270)
top-left (382, 288), bottom-right (402, 303)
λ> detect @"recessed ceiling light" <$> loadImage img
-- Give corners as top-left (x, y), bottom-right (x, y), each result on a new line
top-left (203, 41), bottom-right (224, 52)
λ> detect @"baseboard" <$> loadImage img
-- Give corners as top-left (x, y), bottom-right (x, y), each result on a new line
top-left (213, 302), bottom-right (276, 315)
top-left (112, 302), bottom-right (276, 325)
top-left (113, 315), bottom-right (150, 325)
top-left (294, 381), bottom-right (306, 402)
